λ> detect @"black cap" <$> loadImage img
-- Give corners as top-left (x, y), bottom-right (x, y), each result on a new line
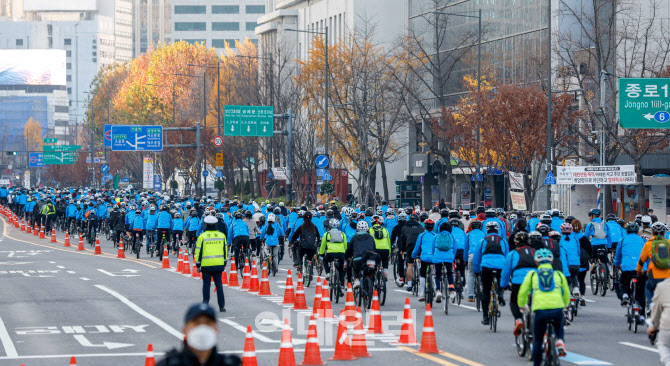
top-left (184, 303), bottom-right (216, 323)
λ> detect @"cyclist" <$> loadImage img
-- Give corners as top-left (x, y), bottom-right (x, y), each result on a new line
top-left (41, 199), bottom-right (57, 234)
top-left (228, 211), bottom-right (250, 265)
top-left (84, 203), bottom-right (97, 240)
top-left (320, 218), bottom-right (347, 292)
top-left (466, 206), bottom-right (486, 232)
top-left (465, 220), bottom-right (486, 302)
top-left (345, 220), bottom-right (377, 289)
top-left (461, 211), bottom-right (471, 229)
top-left (370, 216), bottom-right (391, 277)
top-left (637, 222), bottom-right (670, 307)
top-left (429, 206), bottom-right (441, 222)
top-left (606, 213), bottom-right (625, 254)
top-left (639, 215), bottom-right (653, 238)
top-left (501, 231), bottom-right (536, 336)
top-left (615, 222), bottom-right (646, 314)
top-left (527, 213), bottom-right (540, 232)
top-left (145, 206), bottom-right (159, 254)
top-left (400, 213), bottom-right (425, 292)
top-left (584, 208), bottom-right (611, 281)
top-left (473, 221), bottom-right (509, 325)
top-left (435, 209), bottom-right (450, 231)
top-left (185, 210), bottom-right (200, 249)
top-left (550, 209), bottom-right (564, 232)
top-left (290, 211), bottom-right (320, 272)
top-left (518, 248), bottom-right (570, 364)
top-left (261, 213), bottom-right (285, 275)
top-left (112, 207), bottom-right (126, 246)
top-left (449, 216), bottom-right (467, 291)
top-left (243, 210), bottom-right (260, 259)
top-left (172, 212), bottom-right (185, 250)
top-left (385, 209), bottom-right (398, 235)
top-left (449, 210), bottom-right (464, 231)
top-left (559, 223), bottom-right (581, 294)
top-left (129, 208), bottom-right (145, 250)
top-left (65, 199), bottom-right (78, 231)
top-left (433, 221), bottom-right (455, 303)
top-left (156, 205), bottom-right (173, 252)
top-left (483, 209), bottom-right (507, 238)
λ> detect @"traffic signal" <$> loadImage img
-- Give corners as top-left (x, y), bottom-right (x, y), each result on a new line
top-left (5, 151), bottom-right (17, 156)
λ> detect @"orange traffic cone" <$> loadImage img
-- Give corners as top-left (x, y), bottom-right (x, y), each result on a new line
top-left (419, 303), bottom-right (439, 353)
top-left (191, 263), bottom-right (200, 278)
top-left (117, 238), bottom-right (126, 258)
top-left (77, 235), bottom-right (85, 251)
top-left (241, 259), bottom-right (251, 289)
top-left (144, 343), bottom-right (156, 366)
top-left (344, 283), bottom-right (356, 323)
top-left (51, 227), bottom-right (57, 242)
top-left (161, 246), bottom-right (170, 269)
top-left (14, 214), bottom-right (19, 228)
top-left (300, 314), bottom-right (325, 365)
top-left (247, 261), bottom-right (260, 293)
top-left (20, 218), bottom-right (25, 231)
top-left (312, 277), bottom-right (322, 318)
top-left (221, 270), bottom-right (228, 286)
top-left (39, 225), bottom-right (45, 239)
top-left (351, 307), bottom-right (371, 358)
top-left (281, 270), bottom-right (295, 304)
top-left (182, 253), bottom-right (191, 275)
top-left (7, 211), bottom-right (12, 224)
top-left (393, 298), bottom-right (418, 345)
top-left (242, 325), bottom-right (258, 366)
top-left (368, 290), bottom-right (384, 334)
top-left (94, 235), bottom-right (102, 254)
top-left (328, 310), bottom-right (358, 361)
top-left (176, 249), bottom-right (183, 272)
top-left (64, 230), bottom-right (71, 247)
top-left (26, 221), bottom-right (31, 233)
top-left (293, 273), bottom-right (308, 310)
top-left (228, 258), bottom-right (240, 286)
top-left (33, 222), bottom-right (38, 236)
top-left (320, 279), bottom-right (334, 318)
top-left (258, 263), bottom-right (272, 296)
top-left (278, 318), bottom-right (296, 366)
top-left (69, 356), bottom-right (77, 365)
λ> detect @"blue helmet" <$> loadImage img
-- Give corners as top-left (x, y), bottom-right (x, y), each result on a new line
top-left (534, 248), bottom-right (553, 264)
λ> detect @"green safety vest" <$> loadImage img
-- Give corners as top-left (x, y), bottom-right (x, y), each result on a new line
top-left (369, 226), bottom-right (391, 250)
top-left (320, 230), bottom-right (347, 255)
top-left (195, 230), bottom-right (228, 268)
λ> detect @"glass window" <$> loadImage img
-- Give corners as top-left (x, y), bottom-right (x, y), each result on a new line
top-left (64, 38), bottom-right (71, 45)
top-left (181, 39), bottom-right (206, 45)
top-left (175, 22), bottom-right (206, 31)
top-left (246, 22), bottom-right (257, 31)
top-left (66, 50), bottom-right (71, 57)
top-left (15, 39), bottom-right (23, 46)
top-left (246, 5), bottom-right (265, 14)
top-left (174, 5), bottom-right (206, 14)
top-left (212, 22), bottom-right (239, 31)
top-left (66, 63), bottom-right (71, 69)
top-left (212, 5), bottom-right (239, 14)
top-left (251, 39), bottom-right (258, 45)
top-left (212, 39), bottom-right (237, 48)
top-left (66, 75), bottom-right (71, 82)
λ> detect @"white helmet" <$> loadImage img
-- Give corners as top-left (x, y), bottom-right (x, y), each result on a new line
top-left (356, 220), bottom-right (369, 232)
top-left (268, 213), bottom-right (276, 222)
top-left (642, 215), bottom-right (652, 224)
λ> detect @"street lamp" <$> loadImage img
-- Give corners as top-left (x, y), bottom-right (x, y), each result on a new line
top-left (175, 72), bottom-right (206, 195)
top-left (286, 27), bottom-right (330, 155)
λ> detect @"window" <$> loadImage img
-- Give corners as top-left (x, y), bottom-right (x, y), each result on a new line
top-left (66, 50), bottom-right (71, 57)
top-left (66, 63), bottom-right (71, 69)
top-left (246, 5), bottom-right (265, 14)
top-left (246, 22), bottom-right (257, 31)
top-left (66, 75), bottom-right (71, 82)
top-left (251, 39), bottom-right (258, 45)
top-left (174, 22), bottom-right (206, 31)
top-left (93, 58), bottom-right (97, 62)
top-left (212, 39), bottom-right (236, 48)
top-left (212, 22), bottom-right (239, 31)
top-left (15, 39), bottom-right (23, 46)
top-left (67, 87), bottom-right (71, 94)
top-left (64, 38), bottom-right (71, 45)
top-left (174, 5), bottom-right (206, 14)
top-left (182, 39), bottom-right (206, 45)
top-left (55, 105), bottom-right (69, 113)
top-left (212, 5), bottom-right (239, 14)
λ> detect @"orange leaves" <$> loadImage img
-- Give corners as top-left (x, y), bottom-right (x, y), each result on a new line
top-left (24, 117), bottom-right (43, 152)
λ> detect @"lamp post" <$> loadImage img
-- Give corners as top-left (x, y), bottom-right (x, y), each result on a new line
top-left (286, 27), bottom-right (329, 155)
top-left (175, 72), bottom-right (206, 195)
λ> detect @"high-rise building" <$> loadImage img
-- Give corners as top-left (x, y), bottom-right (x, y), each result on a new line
top-left (171, 0), bottom-right (264, 53)
top-left (134, 0), bottom-right (171, 55)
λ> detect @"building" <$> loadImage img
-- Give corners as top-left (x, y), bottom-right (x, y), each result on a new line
top-left (171, 0), bottom-right (264, 53)
top-left (133, 0), bottom-right (171, 55)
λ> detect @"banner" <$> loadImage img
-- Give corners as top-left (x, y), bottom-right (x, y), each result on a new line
top-left (24, 171), bottom-right (30, 188)
top-left (142, 157), bottom-right (154, 189)
top-left (510, 191), bottom-right (527, 211)
top-left (556, 165), bottom-right (636, 185)
top-left (508, 171), bottom-right (525, 191)
top-left (460, 183), bottom-right (470, 207)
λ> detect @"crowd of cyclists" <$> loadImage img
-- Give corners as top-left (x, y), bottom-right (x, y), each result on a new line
top-left (2, 184), bottom-right (670, 366)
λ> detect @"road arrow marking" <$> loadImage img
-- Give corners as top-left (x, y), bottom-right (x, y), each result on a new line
top-left (97, 269), bottom-right (139, 277)
top-left (73, 334), bottom-right (133, 349)
top-left (644, 113), bottom-right (655, 120)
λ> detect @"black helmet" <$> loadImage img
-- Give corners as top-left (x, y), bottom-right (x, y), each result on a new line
top-left (616, 218), bottom-right (625, 226)
top-left (245, 210), bottom-right (252, 218)
top-left (432, 206), bottom-right (440, 213)
top-left (537, 224), bottom-right (551, 236)
top-left (409, 213), bottom-right (419, 222)
top-left (625, 222), bottom-right (639, 233)
top-left (529, 230), bottom-right (543, 243)
top-left (476, 206), bottom-right (485, 214)
top-left (326, 209), bottom-right (334, 218)
top-left (607, 213), bottom-right (617, 221)
top-left (365, 208), bottom-right (374, 216)
top-left (470, 220), bottom-right (482, 229)
top-left (234, 211), bottom-right (243, 219)
top-left (419, 212), bottom-right (429, 221)
top-left (448, 209), bottom-right (460, 218)
top-left (565, 215), bottom-right (575, 224)
top-left (439, 208), bottom-right (449, 217)
top-left (273, 207), bottom-right (281, 215)
top-left (515, 232), bottom-right (530, 245)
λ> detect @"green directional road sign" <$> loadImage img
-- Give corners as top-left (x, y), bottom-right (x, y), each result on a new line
top-left (43, 145), bottom-right (81, 152)
top-left (619, 78), bottom-right (670, 128)
top-left (43, 152), bottom-right (76, 165)
top-left (43, 138), bottom-right (57, 144)
top-left (224, 105), bottom-right (274, 137)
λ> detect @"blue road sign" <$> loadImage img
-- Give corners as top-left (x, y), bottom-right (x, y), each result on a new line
top-left (51, 180), bottom-right (56, 185)
top-left (29, 153), bottom-right (44, 167)
top-left (316, 168), bottom-right (326, 177)
top-left (216, 170), bottom-right (223, 178)
top-left (544, 171), bottom-right (557, 185)
top-left (101, 164), bottom-right (109, 173)
top-left (154, 174), bottom-right (161, 192)
top-left (104, 124), bottom-right (112, 147)
top-left (471, 173), bottom-right (483, 181)
top-left (111, 125), bottom-right (163, 151)
top-left (322, 170), bottom-right (332, 181)
top-left (315, 154), bottom-right (329, 169)
top-left (267, 170), bottom-right (273, 179)
top-left (120, 177), bottom-right (130, 183)
top-left (202, 170), bottom-right (209, 177)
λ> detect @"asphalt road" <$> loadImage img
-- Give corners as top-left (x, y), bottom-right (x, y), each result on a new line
top-left (0, 215), bottom-right (664, 366)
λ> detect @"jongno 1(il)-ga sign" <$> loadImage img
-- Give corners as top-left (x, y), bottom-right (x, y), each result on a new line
top-left (556, 165), bottom-right (636, 185)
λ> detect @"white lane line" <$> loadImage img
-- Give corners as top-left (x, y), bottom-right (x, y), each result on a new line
top-left (619, 341), bottom-right (658, 353)
top-left (80, 277), bottom-right (91, 281)
top-left (95, 284), bottom-right (184, 340)
top-left (219, 318), bottom-right (282, 343)
top-left (57, 265), bottom-right (65, 269)
top-left (67, 271), bottom-right (76, 274)
top-left (49, 261), bottom-right (56, 264)
top-left (0, 314), bottom-right (18, 358)
top-left (456, 304), bottom-right (478, 311)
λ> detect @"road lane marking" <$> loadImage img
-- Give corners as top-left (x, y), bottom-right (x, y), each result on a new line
top-left (619, 341), bottom-right (658, 353)
top-left (439, 351), bottom-right (486, 366)
top-left (0, 315), bottom-right (18, 358)
top-left (219, 318), bottom-right (288, 344)
top-left (67, 271), bottom-right (76, 274)
top-left (80, 277), bottom-right (90, 281)
top-left (562, 352), bottom-right (613, 365)
top-left (73, 334), bottom-right (133, 349)
top-left (57, 265), bottom-right (65, 269)
top-left (95, 285), bottom-right (184, 339)
top-left (395, 345), bottom-right (459, 366)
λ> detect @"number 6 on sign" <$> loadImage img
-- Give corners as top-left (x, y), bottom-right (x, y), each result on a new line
top-left (213, 136), bottom-right (223, 147)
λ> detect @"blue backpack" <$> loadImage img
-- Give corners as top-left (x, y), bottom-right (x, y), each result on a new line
top-left (435, 232), bottom-right (453, 251)
top-left (535, 267), bottom-right (556, 292)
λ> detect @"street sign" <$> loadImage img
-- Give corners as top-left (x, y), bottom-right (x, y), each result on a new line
top-left (29, 153), bottom-right (44, 167)
top-left (120, 177), bottom-right (129, 183)
top-left (202, 170), bottom-right (209, 177)
top-left (271, 167), bottom-right (287, 180)
top-left (111, 125), bottom-right (163, 151)
top-left (619, 78), bottom-right (670, 128)
top-left (544, 171), bottom-right (557, 185)
top-left (43, 145), bottom-right (81, 152)
top-left (315, 154), bottom-right (329, 169)
top-left (316, 168), bottom-right (325, 177)
top-left (213, 136), bottom-right (223, 146)
top-left (43, 152), bottom-right (76, 165)
top-left (215, 153), bottom-right (223, 169)
top-left (101, 164), bottom-right (109, 173)
top-left (86, 157), bottom-right (104, 164)
top-left (104, 124), bottom-right (112, 147)
top-left (153, 174), bottom-right (161, 192)
top-left (471, 173), bottom-right (483, 181)
top-left (223, 105), bottom-right (274, 137)
top-left (216, 170), bottom-right (223, 178)
top-left (43, 138), bottom-right (57, 144)
top-left (322, 170), bottom-right (332, 181)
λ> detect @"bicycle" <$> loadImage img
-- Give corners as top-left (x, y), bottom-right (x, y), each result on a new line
top-left (157, 230), bottom-right (170, 260)
top-left (626, 276), bottom-right (643, 333)
top-left (132, 231), bottom-right (142, 259)
top-left (392, 246), bottom-right (406, 287)
top-left (412, 259), bottom-right (420, 297)
top-left (264, 245), bottom-right (278, 277)
top-left (424, 262), bottom-right (435, 307)
top-left (440, 263), bottom-right (450, 315)
top-left (301, 255), bottom-right (314, 287)
top-left (474, 274), bottom-right (482, 312)
top-left (515, 299), bottom-right (533, 358)
top-left (452, 259), bottom-right (464, 306)
top-left (489, 270), bottom-right (500, 333)
top-left (590, 248), bottom-right (608, 296)
top-left (540, 320), bottom-right (561, 366)
top-left (357, 257), bottom-right (378, 311)
top-left (329, 259), bottom-right (342, 303)
top-left (374, 260), bottom-right (387, 306)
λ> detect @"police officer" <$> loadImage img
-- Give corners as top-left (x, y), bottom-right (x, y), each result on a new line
top-left (195, 215), bottom-right (228, 312)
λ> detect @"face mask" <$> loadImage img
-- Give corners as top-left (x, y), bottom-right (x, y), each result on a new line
top-left (186, 325), bottom-right (217, 351)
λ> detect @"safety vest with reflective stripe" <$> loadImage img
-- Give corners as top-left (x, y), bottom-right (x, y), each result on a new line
top-left (195, 230), bottom-right (228, 268)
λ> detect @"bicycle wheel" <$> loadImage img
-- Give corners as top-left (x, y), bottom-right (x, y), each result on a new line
top-left (135, 237), bottom-right (140, 259)
top-left (304, 259), bottom-right (313, 287)
top-left (475, 277), bottom-right (481, 312)
top-left (379, 275), bottom-right (387, 306)
top-left (590, 270), bottom-right (599, 295)
top-left (364, 275), bottom-right (374, 309)
top-left (393, 256), bottom-right (404, 287)
top-left (442, 274), bottom-right (449, 315)
top-left (412, 264), bottom-right (419, 296)
top-left (105, 229), bottom-right (112, 241)
top-left (568, 305), bottom-right (574, 322)
top-left (599, 268), bottom-right (607, 296)
top-left (634, 311), bottom-right (639, 333)
top-left (515, 330), bottom-right (527, 357)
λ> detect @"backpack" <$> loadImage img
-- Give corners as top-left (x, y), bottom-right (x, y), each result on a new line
top-left (300, 228), bottom-right (318, 250)
top-left (373, 226), bottom-right (385, 240)
top-left (651, 236), bottom-right (670, 270)
top-left (592, 221), bottom-right (607, 239)
top-left (534, 267), bottom-right (556, 292)
top-left (435, 232), bottom-right (453, 252)
top-left (328, 229), bottom-right (343, 243)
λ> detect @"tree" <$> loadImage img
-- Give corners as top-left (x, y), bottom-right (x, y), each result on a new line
top-left (24, 118), bottom-right (43, 152)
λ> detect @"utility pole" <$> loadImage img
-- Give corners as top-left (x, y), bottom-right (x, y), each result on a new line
top-left (599, 70), bottom-right (609, 213)
top-left (286, 109), bottom-right (293, 203)
top-left (90, 108), bottom-right (95, 188)
top-left (546, 0), bottom-right (553, 211)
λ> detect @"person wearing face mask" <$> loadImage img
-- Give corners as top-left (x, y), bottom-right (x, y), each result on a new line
top-left (157, 303), bottom-right (241, 366)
